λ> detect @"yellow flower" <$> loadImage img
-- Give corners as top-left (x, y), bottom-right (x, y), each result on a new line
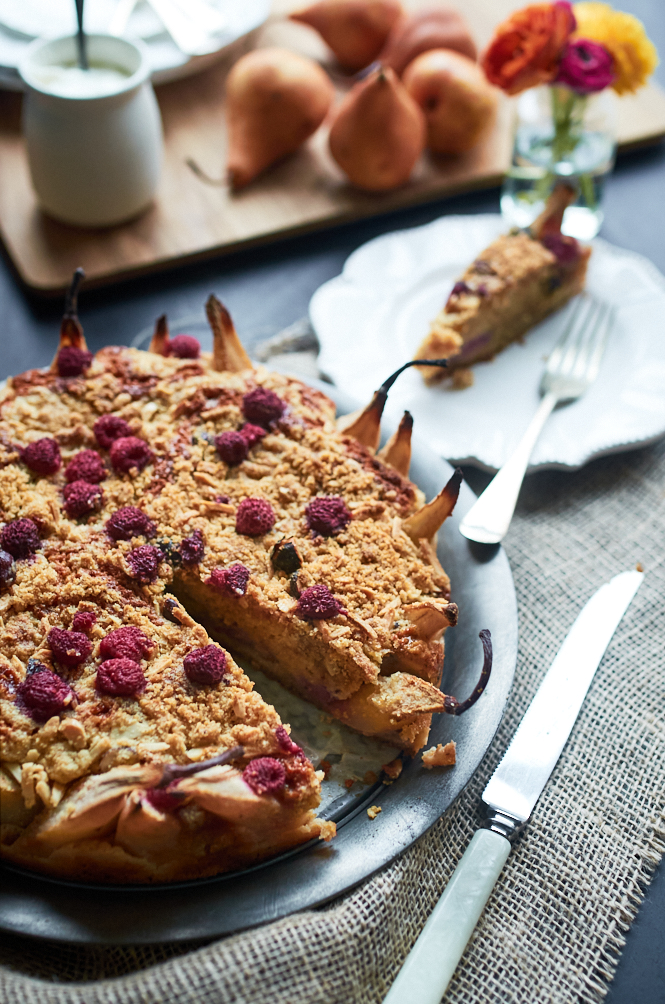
top-left (573, 2), bottom-right (658, 94)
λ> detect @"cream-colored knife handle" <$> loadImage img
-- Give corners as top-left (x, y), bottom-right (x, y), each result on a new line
top-left (459, 391), bottom-right (557, 545)
top-left (383, 829), bottom-right (511, 1004)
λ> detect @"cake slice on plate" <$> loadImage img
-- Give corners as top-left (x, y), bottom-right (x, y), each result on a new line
top-left (414, 185), bottom-right (591, 382)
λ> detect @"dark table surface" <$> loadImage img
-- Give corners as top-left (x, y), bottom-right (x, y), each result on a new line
top-left (1, 0), bottom-right (664, 999)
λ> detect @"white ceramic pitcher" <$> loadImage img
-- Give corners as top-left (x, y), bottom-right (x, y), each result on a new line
top-left (19, 34), bottom-right (163, 228)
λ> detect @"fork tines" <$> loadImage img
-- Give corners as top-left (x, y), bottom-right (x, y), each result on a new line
top-left (540, 294), bottom-right (614, 395)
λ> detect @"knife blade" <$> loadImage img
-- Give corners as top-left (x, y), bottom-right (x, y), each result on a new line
top-left (383, 569), bottom-right (643, 1004)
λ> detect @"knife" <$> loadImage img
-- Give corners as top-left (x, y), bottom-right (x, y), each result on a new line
top-left (383, 569), bottom-right (643, 1004)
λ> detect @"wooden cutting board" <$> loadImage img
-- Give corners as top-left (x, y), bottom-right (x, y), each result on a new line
top-left (1, 0), bottom-right (664, 296)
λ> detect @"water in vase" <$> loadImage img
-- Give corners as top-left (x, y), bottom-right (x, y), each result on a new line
top-left (501, 88), bottom-right (616, 240)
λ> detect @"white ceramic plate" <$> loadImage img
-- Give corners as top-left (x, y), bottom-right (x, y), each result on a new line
top-left (0, 0), bottom-right (269, 91)
top-left (312, 214), bottom-right (665, 472)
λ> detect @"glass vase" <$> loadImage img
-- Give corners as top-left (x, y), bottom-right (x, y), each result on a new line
top-left (501, 85), bottom-right (617, 240)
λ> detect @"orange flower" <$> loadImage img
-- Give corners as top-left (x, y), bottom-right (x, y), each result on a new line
top-left (482, 2), bottom-right (577, 95)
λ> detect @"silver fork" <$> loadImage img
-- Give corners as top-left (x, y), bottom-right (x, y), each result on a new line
top-left (459, 294), bottom-right (614, 545)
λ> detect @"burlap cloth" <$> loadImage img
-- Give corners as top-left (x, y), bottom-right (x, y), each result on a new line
top-left (1, 437), bottom-right (664, 1004)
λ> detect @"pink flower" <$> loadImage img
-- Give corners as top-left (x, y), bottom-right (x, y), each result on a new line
top-left (554, 38), bottom-right (614, 94)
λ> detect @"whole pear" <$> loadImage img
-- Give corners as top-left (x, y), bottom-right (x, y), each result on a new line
top-left (225, 48), bottom-right (335, 190)
top-left (290, 0), bottom-right (403, 73)
top-left (380, 6), bottom-right (477, 77)
top-left (403, 49), bottom-right (497, 154)
top-left (328, 65), bottom-right (425, 191)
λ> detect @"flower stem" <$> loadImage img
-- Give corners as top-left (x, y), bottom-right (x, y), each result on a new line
top-left (550, 85), bottom-right (587, 163)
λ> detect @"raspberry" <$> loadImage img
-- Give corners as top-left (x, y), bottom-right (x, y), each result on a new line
top-left (305, 496), bottom-right (352, 537)
top-left (0, 550), bottom-right (16, 587)
top-left (206, 563), bottom-right (250, 597)
top-left (1, 518), bottom-right (40, 559)
top-left (64, 449), bottom-right (106, 484)
top-left (127, 545), bottom-right (161, 583)
top-left (48, 627), bottom-right (92, 667)
top-left (21, 438), bottom-right (61, 476)
top-left (180, 529), bottom-right (204, 565)
top-left (275, 724), bottom-right (304, 757)
top-left (184, 645), bottom-right (227, 685)
top-left (235, 498), bottom-right (275, 537)
top-left (100, 625), bottom-right (154, 662)
top-left (242, 387), bottom-right (284, 427)
top-left (450, 281), bottom-right (472, 297)
top-left (215, 431), bottom-right (248, 466)
top-left (541, 232), bottom-right (580, 266)
top-left (110, 436), bottom-right (154, 474)
top-left (96, 658), bottom-right (147, 697)
top-left (239, 423), bottom-right (266, 449)
top-left (296, 584), bottom-right (344, 620)
top-left (144, 787), bottom-right (182, 813)
top-left (168, 334), bottom-right (200, 359)
top-left (18, 665), bottom-right (73, 722)
top-left (243, 757), bottom-right (286, 796)
top-left (72, 611), bottom-right (96, 633)
top-left (106, 506), bottom-right (155, 541)
top-left (57, 346), bottom-right (93, 378)
top-left (216, 495), bottom-right (230, 504)
top-left (63, 480), bottom-right (103, 519)
top-left (93, 415), bottom-right (132, 450)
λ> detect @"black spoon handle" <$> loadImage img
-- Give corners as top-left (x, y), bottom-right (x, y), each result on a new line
top-left (75, 0), bottom-right (88, 70)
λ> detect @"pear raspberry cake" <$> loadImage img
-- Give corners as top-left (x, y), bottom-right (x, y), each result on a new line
top-left (0, 276), bottom-right (491, 882)
top-left (414, 185), bottom-right (591, 381)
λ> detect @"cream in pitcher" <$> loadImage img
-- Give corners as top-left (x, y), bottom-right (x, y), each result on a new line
top-left (18, 34), bottom-right (163, 228)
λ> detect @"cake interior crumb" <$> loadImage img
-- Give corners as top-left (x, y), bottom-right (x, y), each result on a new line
top-left (382, 758), bottom-right (403, 780)
top-left (451, 368), bottom-right (474, 390)
top-left (422, 741), bottom-right (456, 768)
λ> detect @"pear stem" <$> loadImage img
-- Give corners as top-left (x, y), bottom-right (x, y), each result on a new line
top-left (65, 267), bottom-right (85, 319)
top-left (379, 357), bottom-right (448, 396)
top-left (156, 745), bottom-right (245, 788)
top-left (186, 157), bottom-right (226, 187)
top-left (444, 631), bottom-right (492, 715)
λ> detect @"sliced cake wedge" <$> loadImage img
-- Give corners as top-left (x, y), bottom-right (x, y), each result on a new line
top-left (414, 185), bottom-right (591, 382)
top-left (0, 539), bottom-right (332, 883)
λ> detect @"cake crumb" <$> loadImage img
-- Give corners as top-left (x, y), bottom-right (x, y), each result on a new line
top-left (319, 820), bottom-right (337, 841)
top-left (382, 758), bottom-right (403, 781)
top-left (363, 770), bottom-right (378, 785)
top-left (451, 368), bottom-right (474, 390)
top-left (319, 759), bottom-right (331, 779)
top-left (344, 778), bottom-right (355, 789)
top-left (422, 741), bottom-right (456, 768)
top-left (367, 805), bottom-right (382, 820)
top-left (636, 562), bottom-right (644, 573)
